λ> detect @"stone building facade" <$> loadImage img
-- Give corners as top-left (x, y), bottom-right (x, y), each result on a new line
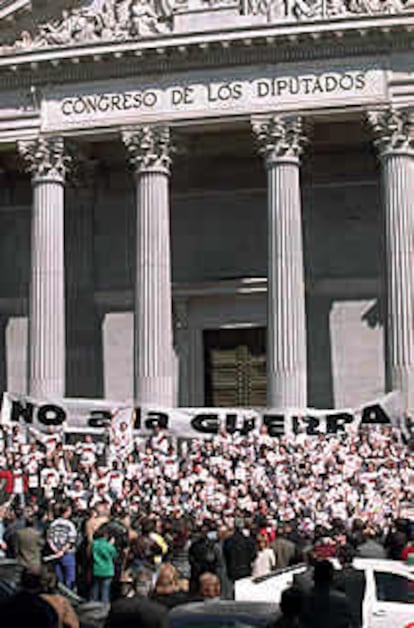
top-left (0, 0), bottom-right (413, 410)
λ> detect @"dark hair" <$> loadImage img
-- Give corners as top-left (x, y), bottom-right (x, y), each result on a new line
top-left (94, 526), bottom-right (109, 540)
top-left (280, 587), bottom-right (303, 618)
top-left (21, 567), bottom-right (43, 594)
top-left (337, 544), bottom-right (355, 565)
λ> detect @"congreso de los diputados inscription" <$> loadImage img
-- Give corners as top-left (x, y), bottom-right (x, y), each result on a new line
top-left (0, 0), bottom-right (413, 413)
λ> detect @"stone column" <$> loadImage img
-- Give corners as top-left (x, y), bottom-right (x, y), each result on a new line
top-left (368, 108), bottom-right (414, 410)
top-left (18, 137), bottom-right (70, 399)
top-left (122, 125), bottom-right (175, 406)
top-left (252, 115), bottom-right (307, 408)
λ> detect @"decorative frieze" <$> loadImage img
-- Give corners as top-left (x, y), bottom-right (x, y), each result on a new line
top-left (122, 125), bottom-right (172, 174)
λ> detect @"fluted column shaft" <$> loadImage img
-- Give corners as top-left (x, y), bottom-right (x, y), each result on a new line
top-left (369, 109), bottom-right (414, 410)
top-left (122, 126), bottom-right (174, 406)
top-left (18, 137), bottom-right (70, 398)
top-left (253, 115), bottom-right (307, 408)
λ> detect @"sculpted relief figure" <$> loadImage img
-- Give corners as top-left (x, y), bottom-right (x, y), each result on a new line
top-left (130, 0), bottom-right (172, 36)
top-left (12, 0), bottom-right (173, 50)
top-left (240, 0), bottom-right (408, 18)
top-left (5, 0), bottom-right (410, 50)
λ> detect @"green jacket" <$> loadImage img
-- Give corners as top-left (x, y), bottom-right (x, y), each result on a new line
top-left (92, 537), bottom-right (118, 578)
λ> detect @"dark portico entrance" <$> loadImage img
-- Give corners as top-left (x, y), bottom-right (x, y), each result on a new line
top-left (203, 327), bottom-right (266, 407)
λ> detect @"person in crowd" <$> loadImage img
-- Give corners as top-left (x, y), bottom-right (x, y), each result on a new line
top-left (223, 517), bottom-right (257, 594)
top-left (267, 586), bottom-right (304, 628)
top-left (356, 527), bottom-right (386, 559)
top-left (0, 502), bottom-right (8, 558)
top-left (252, 532), bottom-right (276, 577)
top-left (401, 531), bottom-right (414, 564)
top-left (105, 575), bottom-right (168, 628)
top-left (292, 548), bottom-right (319, 595)
top-left (0, 566), bottom-right (59, 628)
top-left (149, 562), bottom-right (189, 608)
top-left (300, 560), bottom-right (355, 628)
top-left (47, 503), bottom-right (77, 590)
top-left (38, 567), bottom-right (80, 628)
top-left (91, 528), bottom-right (118, 604)
top-left (3, 505), bottom-right (26, 558)
top-left (198, 572), bottom-right (221, 599)
top-left (168, 519), bottom-right (191, 583)
top-left (188, 523), bottom-right (220, 593)
top-left (99, 505), bottom-right (130, 599)
top-left (216, 523), bottom-right (233, 600)
top-left (271, 524), bottom-right (297, 569)
top-left (384, 518), bottom-right (408, 560)
top-left (335, 544), bottom-right (366, 628)
top-left (14, 515), bottom-right (44, 569)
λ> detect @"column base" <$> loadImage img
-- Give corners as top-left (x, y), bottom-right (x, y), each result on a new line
top-left (135, 375), bottom-right (175, 407)
top-left (389, 365), bottom-right (414, 412)
top-left (30, 378), bottom-right (65, 400)
top-left (267, 369), bottom-right (307, 409)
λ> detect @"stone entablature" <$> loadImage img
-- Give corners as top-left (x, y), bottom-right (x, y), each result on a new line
top-left (41, 61), bottom-right (386, 134)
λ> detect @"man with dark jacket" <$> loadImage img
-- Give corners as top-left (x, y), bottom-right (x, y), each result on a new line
top-left (223, 517), bottom-right (256, 594)
top-left (188, 524), bottom-right (220, 594)
top-left (335, 545), bottom-right (366, 628)
top-left (300, 560), bottom-right (355, 628)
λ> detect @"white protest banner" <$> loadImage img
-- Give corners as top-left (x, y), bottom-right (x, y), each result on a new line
top-left (0, 391), bottom-right (408, 439)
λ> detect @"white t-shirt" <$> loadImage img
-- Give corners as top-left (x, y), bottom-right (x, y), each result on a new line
top-left (252, 548), bottom-right (275, 578)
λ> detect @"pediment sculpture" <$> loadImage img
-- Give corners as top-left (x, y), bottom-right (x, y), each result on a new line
top-left (14, 0), bottom-right (174, 50)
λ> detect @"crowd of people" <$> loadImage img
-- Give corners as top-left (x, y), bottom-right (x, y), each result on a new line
top-left (0, 422), bottom-right (412, 626)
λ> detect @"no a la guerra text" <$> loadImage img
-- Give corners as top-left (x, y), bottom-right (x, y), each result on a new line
top-left (60, 71), bottom-right (367, 116)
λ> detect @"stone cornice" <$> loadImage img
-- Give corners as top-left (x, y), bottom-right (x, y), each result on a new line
top-left (0, 24), bottom-right (409, 91)
top-left (0, 12), bottom-right (412, 83)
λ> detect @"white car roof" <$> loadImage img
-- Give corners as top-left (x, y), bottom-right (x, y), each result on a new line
top-left (353, 558), bottom-right (414, 574)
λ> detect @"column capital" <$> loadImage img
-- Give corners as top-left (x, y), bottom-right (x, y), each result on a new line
top-left (121, 125), bottom-right (172, 176)
top-left (251, 114), bottom-right (307, 165)
top-left (18, 136), bottom-right (72, 183)
top-left (367, 107), bottom-right (414, 157)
